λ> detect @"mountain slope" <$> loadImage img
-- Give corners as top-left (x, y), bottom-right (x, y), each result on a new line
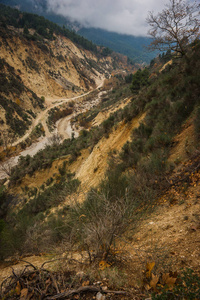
top-left (0, 5), bottom-right (200, 298)
top-left (0, 4), bottom-right (134, 140)
top-left (78, 27), bottom-right (157, 64)
top-left (0, 0), bottom-right (157, 64)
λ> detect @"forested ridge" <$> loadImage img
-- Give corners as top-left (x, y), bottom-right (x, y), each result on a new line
top-left (0, 3), bottom-right (97, 52)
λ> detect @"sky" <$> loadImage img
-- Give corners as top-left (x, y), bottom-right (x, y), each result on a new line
top-left (46, 0), bottom-right (168, 36)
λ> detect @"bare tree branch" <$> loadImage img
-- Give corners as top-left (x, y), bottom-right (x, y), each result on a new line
top-left (146, 0), bottom-right (200, 56)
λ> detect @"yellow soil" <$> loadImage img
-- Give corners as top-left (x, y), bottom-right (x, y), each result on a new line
top-left (75, 113), bottom-right (146, 190)
top-left (169, 120), bottom-right (196, 164)
top-left (15, 158), bottom-right (68, 194)
top-left (0, 32), bottom-right (100, 99)
top-left (1, 116), bottom-right (200, 290)
top-left (3, 176), bottom-right (199, 288)
top-left (92, 97), bottom-right (131, 127)
top-left (16, 113), bottom-right (146, 196)
top-left (0, 255), bottom-right (50, 286)
top-left (159, 59), bottom-right (173, 73)
top-left (1, 26), bottom-right (133, 136)
top-left (127, 183), bottom-right (200, 287)
top-left (124, 118), bottom-right (200, 285)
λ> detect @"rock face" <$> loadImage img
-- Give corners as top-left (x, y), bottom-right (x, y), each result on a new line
top-left (96, 292), bottom-right (106, 300)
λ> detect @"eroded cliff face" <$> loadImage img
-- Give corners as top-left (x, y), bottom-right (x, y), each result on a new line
top-left (0, 25), bottom-right (134, 137)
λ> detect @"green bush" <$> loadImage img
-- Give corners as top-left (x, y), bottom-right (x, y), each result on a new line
top-left (130, 68), bottom-right (150, 93)
top-left (23, 174), bottom-right (80, 215)
top-left (120, 140), bottom-right (142, 167)
top-left (0, 212), bottom-right (34, 259)
top-left (139, 150), bottom-right (167, 175)
top-left (41, 96), bottom-right (45, 103)
top-left (58, 161), bottom-right (67, 176)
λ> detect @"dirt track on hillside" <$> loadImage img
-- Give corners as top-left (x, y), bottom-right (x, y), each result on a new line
top-left (0, 80), bottom-right (105, 180)
top-left (13, 79), bottom-right (105, 146)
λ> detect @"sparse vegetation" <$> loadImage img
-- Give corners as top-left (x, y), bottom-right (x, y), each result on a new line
top-left (30, 123), bottom-right (45, 139)
top-left (7, 41), bottom-right (200, 189)
top-left (25, 56), bottom-right (40, 73)
top-left (67, 189), bottom-right (136, 263)
top-left (0, 5), bottom-right (200, 297)
top-left (0, 171), bottom-right (80, 259)
top-left (120, 41), bottom-right (200, 177)
top-left (0, 57), bottom-right (44, 136)
top-left (47, 107), bottom-right (73, 132)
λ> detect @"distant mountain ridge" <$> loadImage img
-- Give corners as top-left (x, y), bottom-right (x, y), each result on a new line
top-left (78, 27), bottom-right (156, 64)
top-left (0, 0), bottom-right (157, 64)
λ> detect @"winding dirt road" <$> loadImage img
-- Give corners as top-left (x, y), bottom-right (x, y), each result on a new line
top-left (0, 80), bottom-right (105, 180)
top-left (13, 79), bottom-right (105, 145)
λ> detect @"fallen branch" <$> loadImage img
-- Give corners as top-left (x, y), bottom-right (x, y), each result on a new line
top-left (1, 260), bottom-right (127, 300)
top-left (45, 286), bottom-right (127, 299)
top-left (19, 259), bottom-right (38, 270)
top-left (49, 271), bottom-right (60, 294)
top-left (41, 258), bottom-right (64, 269)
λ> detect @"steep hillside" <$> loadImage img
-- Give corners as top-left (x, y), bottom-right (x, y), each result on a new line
top-left (0, 14), bottom-right (200, 299)
top-left (0, 4), bottom-right (134, 141)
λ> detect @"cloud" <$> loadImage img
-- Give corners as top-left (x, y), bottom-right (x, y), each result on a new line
top-left (46, 0), bottom-right (167, 36)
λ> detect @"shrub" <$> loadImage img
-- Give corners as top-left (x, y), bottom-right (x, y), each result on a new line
top-left (120, 141), bottom-right (141, 167)
top-left (139, 149), bottom-right (167, 175)
top-left (130, 68), bottom-right (150, 93)
top-left (69, 189), bottom-right (135, 262)
top-left (47, 107), bottom-right (73, 131)
top-left (24, 175), bottom-right (80, 215)
top-left (25, 56), bottom-right (40, 73)
top-left (58, 161), bottom-right (67, 176)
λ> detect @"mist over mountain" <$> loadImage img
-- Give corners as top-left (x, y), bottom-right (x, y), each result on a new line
top-left (78, 28), bottom-right (156, 64)
top-left (0, 0), bottom-right (79, 29)
top-left (0, 0), bottom-right (158, 63)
